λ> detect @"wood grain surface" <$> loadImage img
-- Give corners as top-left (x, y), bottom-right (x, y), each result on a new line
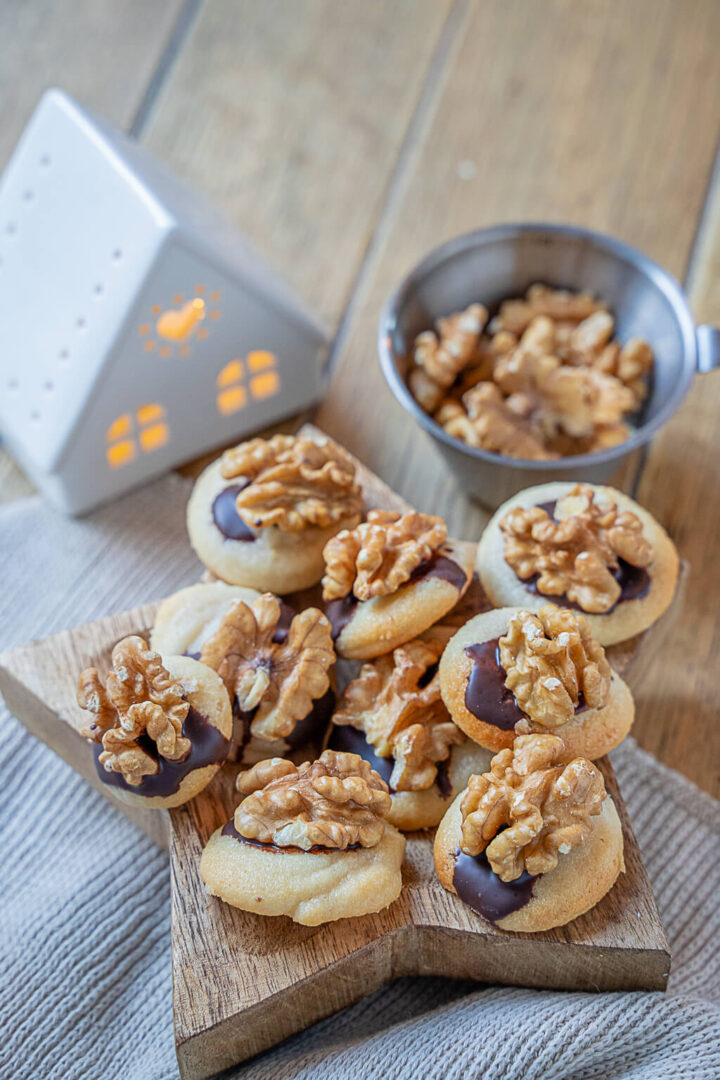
top-left (0, 426), bottom-right (671, 1079)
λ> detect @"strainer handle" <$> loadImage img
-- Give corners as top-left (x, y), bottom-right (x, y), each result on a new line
top-left (697, 325), bottom-right (720, 373)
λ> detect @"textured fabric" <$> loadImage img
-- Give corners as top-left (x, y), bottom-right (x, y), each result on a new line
top-left (0, 481), bottom-right (718, 1080)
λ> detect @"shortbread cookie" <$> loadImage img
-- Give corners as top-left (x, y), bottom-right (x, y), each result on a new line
top-left (150, 582), bottom-right (265, 657)
top-left (433, 734), bottom-right (624, 932)
top-left (77, 637), bottom-right (231, 809)
top-left (477, 482), bottom-right (678, 645)
top-left (199, 592), bottom-right (336, 764)
top-left (322, 509), bottom-right (476, 659)
top-left (187, 434), bottom-right (364, 594)
top-left (200, 751), bottom-right (406, 924)
top-left (326, 638), bottom-right (491, 829)
top-left (439, 605), bottom-right (633, 759)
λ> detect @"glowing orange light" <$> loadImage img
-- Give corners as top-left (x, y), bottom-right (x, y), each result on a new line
top-left (197, 327), bottom-right (209, 340)
top-left (136, 403), bottom-right (165, 426)
top-left (247, 350), bottom-right (275, 373)
top-left (151, 304), bottom-right (161, 315)
top-left (138, 323), bottom-right (150, 336)
top-left (173, 293), bottom-right (184, 305)
top-left (210, 290), bottom-right (220, 302)
top-left (107, 440), bottom-right (135, 468)
top-left (139, 423), bottom-right (169, 452)
top-left (156, 297), bottom-right (206, 343)
top-left (210, 310), bottom-right (220, 321)
top-left (159, 345), bottom-right (171, 358)
top-left (144, 340), bottom-right (155, 352)
top-left (106, 414), bottom-right (132, 442)
top-left (195, 285), bottom-right (205, 295)
top-left (250, 371), bottom-right (280, 400)
top-left (217, 386), bottom-right (247, 415)
top-left (217, 360), bottom-right (244, 387)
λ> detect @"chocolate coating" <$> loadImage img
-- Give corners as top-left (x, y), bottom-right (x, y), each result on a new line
top-left (453, 846), bottom-right (536, 924)
top-left (464, 638), bottom-right (527, 731)
top-left (212, 483), bottom-right (255, 542)
top-left (94, 705), bottom-right (229, 798)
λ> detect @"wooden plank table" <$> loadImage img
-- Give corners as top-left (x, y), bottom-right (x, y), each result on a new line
top-left (1, 0), bottom-right (719, 808)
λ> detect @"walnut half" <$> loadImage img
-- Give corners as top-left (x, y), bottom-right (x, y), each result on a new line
top-left (322, 509), bottom-right (447, 602)
top-left (77, 636), bottom-right (190, 786)
top-left (200, 594), bottom-right (334, 742)
top-left (220, 434), bottom-right (364, 532)
top-left (500, 484), bottom-right (653, 613)
top-left (460, 734), bottom-right (606, 881)
top-left (333, 640), bottom-right (463, 791)
top-left (233, 750), bottom-right (392, 850)
top-left (498, 606), bottom-right (611, 729)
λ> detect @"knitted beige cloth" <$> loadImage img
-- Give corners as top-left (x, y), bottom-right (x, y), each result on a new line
top-left (0, 478), bottom-right (717, 1079)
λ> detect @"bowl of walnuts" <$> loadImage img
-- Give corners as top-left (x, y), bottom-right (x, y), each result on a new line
top-left (378, 222), bottom-right (718, 509)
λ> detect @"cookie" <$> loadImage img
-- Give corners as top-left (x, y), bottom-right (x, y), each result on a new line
top-left (77, 637), bottom-right (232, 810)
top-left (321, 509), bottom-right (476, 660)
top-left (433, 734), bottom-right (624, 932)
top-left (326, 637), bottom-right (491, 829)
top-left (439, 605), bottom-right (633, 759)
top-left (477, 482), bottom-right (678, 645)
top-left (150, 581), bottom-right (264, 657)
top-left (198, 592), bottom-right (336, 765)
top-left (187, 434), bottom-right (364, 594)
top-left (200, 751), bottom-right (406, 925)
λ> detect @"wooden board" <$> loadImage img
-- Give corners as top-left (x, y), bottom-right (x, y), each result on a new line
top-left (0, 427), bottom-right (670, 1079)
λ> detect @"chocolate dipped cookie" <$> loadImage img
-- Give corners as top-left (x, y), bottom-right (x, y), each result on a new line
top-left (198, 592), bottom-right (336, 765)
top-left (439, 604), bottom-right (633, 759)
top-left (187, 434), bottom-right (364, 594)
top-left (327, 638), bottom-right (491, 830)
top-left (434, 734), bottom-right (624, 932)
top-left (477, 482), bottom-right (678, 645)
top-left (200, 750), bottom-right (405, 925)
top-left (322, 509), bottom-right (475, 659)
top-left (77, 636), bottom-right (232, 809)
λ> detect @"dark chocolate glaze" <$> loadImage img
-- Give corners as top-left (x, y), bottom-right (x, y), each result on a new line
top-left (521, 499), bottom-right (651, 611)
top-left (94, 705), bottom-right (229, 797)
top-left (453, 846), bottom-right (536, 924)
top-left (327, 723), bottom-right (452, 799)
top-left (324, 552), bottom-right (467, 641)
top-left (464, 639), bottom-right (527, 731)
top-left (212, 483), bottom-right (255, 542)
top-left (464, 637), bottom-right (589, 730)
top-left (285, 687), bottom-right (336, 750)
top-left (220, 817), bottom-right (359, 853)
top-left (272, 599), bottom-right (295, 644)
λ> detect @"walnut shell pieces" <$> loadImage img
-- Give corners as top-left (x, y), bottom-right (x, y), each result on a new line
top-left (460, 734), bottom-right (606, 882)
top-left (498, 606), bottom-right (611, 730)
top-left (333, 640), bottom-right (464, 792)
top-left (322, 509), bottom-right (447, 602)
top-left (220, 434), bottom-right (364, 532)
top-left (500, 484), bottom-right (653, 613)
top-left (200, 594), bottom-right (334, 742)
top-left (232, 750), bottom-right (392, 851)
top-left (77, 636), bottom-right (190, 786)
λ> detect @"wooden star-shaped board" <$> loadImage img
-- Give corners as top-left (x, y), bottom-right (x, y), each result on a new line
top-left (0, 428), bottom-right (671, 1080)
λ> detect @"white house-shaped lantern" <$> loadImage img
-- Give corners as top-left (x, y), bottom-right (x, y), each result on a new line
top-left (0, 90), bottom-right (328, 514)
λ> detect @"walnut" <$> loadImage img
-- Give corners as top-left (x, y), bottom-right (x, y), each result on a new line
top-left (593, 337), bottom-right (653, 407)
top-left (460, 383), bottom-right (557, 460)
top-left (500, 483), bottom-right (653, 613)
top-left (333, 640), bottom-right (463, 791)
top-left (408, 366), bottom-right (445, 413)
top-left (413, 303), bottom-right (488, 388)
top-left (460, 733), bottom-right (606, 881)
top-left (232, 749), bottom-right (392, 850)
top-left (220, 434), bottom-right (364, 532)
top-left (490, 284), bottom-right (605, 335)
top-left (200, 594), bottom-right (334, 741)
top-left (569, 310), bottom-right (615, 357)
top-left (498, 606), bottom-right (610, 729)
top-left (77, 636), bottom-right (190, 786)
top-left (321, 509), bottom-right (447, 602)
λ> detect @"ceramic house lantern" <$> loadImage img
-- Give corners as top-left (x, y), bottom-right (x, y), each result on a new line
top-left (0, 90), bottom-right (327, 514)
